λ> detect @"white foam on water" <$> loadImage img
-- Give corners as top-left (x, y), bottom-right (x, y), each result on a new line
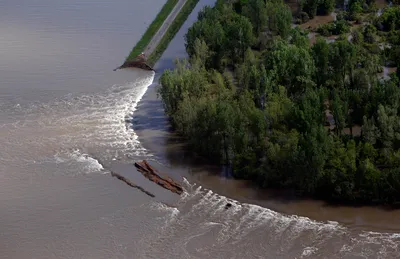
top-left (151, 202), bottom-right (179, 215)
top-left (1, 71), bottom-right (156, 174)
top-left (338, 231), bottom-right (400, 258)
top-left (68, 149), bottom-right (105, 173)
top-left (301, 246), bottom-right (318, 257)
top-left (21, 71), bottom-right (156, 177)
top-left (79, 74), bottom-right (153, 151)
top-left (130, 178), bottom-right (400, 258)
top-left (185, 187), bottom-right (400, 258)
top-left (349, 231), bottom-right (400, 257)
top-left (209, 191), bottom-right (343, 233)
top-left (151, 202), bottom-right (180, 224)
top-left (167, 184), bottom-right (347, 243)
top-left (182, 177), bottom-right (195, 192)
top-left (53, 149), bottom-right (106, 175)
top-left (58, 73), bottom-right (154, 157)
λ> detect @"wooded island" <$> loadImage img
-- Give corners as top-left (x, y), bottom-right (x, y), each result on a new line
top-left (159, 0), bottom-right (400, 204)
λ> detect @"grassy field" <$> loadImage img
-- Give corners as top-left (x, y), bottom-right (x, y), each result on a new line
top-left (147, 0), bottom-right (200, 66)
top-left (125, 0), bottom-right (179, 62)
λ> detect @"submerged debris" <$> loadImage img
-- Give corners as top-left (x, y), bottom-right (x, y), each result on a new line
top-left (111, 171), bottom-right (155, 198)
top-left (134, 160), bottom-right (183, 195)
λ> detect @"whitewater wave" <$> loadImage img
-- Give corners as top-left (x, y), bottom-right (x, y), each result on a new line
top-left (301, 247), bottom-right (318, 258)
top-left (54, 149), bottom-right (106, 174)
top-left (0, 70), bottom-right (155, 174)
top-left (141, 180), bottom-right (400, 258)
top-left (54, 72), bottom-right (155, 160)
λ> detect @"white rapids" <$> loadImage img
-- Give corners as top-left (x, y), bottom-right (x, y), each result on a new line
top-left (0, 71), bottom-right (155, 176)
top-left (127, 180), bottom-right (400, 259)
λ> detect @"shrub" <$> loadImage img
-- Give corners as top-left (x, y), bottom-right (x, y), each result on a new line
top-left (334, 20), bottom-right (351, 35)
top-left (317, 20), bottom-right (350, 36)
top-left (317, 23), bottom-right (334, 36)
top-left (318, 0), bottom-right (335, 15)
top-left (336, 11), bottom-right (348, 21)
top-left (363, 24), bottom-right (377, 43)
top-left (354, 14), bottom-right (363, 24)
top-left (299, 11), bottom-right (310, 23)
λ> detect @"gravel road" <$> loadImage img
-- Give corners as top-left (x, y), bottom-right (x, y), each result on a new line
top-left (143, 0), bottom-right (188, 56)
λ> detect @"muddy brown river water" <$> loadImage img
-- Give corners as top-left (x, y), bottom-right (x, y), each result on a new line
top-left (1, 1), bottom-right (400, 258)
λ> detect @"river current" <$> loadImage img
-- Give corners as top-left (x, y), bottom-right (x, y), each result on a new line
top-left (0, 1), bottom-right (399, 258)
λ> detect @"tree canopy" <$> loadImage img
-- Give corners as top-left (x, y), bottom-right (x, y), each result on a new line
top-left (160, 0), bottom-right (400, 204)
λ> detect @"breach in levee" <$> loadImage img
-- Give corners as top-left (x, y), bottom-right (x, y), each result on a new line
top-left (115, 0), bottom-right (200, 72)
top-left (113, 52), bottom-right (154, 71)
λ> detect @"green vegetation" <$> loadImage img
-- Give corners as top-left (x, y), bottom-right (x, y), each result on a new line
top-left (317, 20), bottom-right (350, 36)
top-left (125, 0), bottom-right (178, 61)
top-left (376, 5), bottom-right (400, 31)
top-left (159, 0), bottom-right (400, 204)
top-left (335, 0), bottom-right (380, 22)
top-left (301, 0), bottom-right (335, 19)
top-left (148, 0), bottom-right (200, 65)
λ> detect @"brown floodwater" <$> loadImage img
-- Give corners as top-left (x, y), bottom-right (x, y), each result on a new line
top-left (132, 6), bottom-right (400, 253)
top-left (376, 0), bottom-right (388, 9)
top-left (133, 79), bottom-right (400, 258)
top-left (299, 13), bottom-right (336, 31)
top-left (1, 0), bottom-right (400, 258)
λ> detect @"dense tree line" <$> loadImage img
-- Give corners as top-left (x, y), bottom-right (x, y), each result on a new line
top-left (159, 0), bottom-right (400, 204)
top-left (301, 0), bottom-right (335, 19)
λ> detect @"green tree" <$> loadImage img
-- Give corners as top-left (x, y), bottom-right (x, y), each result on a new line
top-left (159, 60), bottom-right (208, 116)
top-left (351, 29), bottom-right (363, 44)
top-left (363, 24), bottom-right (377, 44)
top-left (376, 105), bottom-right (400, 149)
top-left (225, 14), bottom-right (255, 63)
top-left (331, 90), bottom-right (348, 135)
top-left (190, 38), bottom-right (210, 68)
top-left (318, 0), bottom-right (335, 15)
top-left (312, 37), bottom-right (330, 87)
top-left (267, 41), bottom-right (315, 95)
top-left (290, 27), bottom-right (311, 49)
top-left (262, 129), bottom-right (300, 187)
top-left (185, 13), bottom-right (226, 69)
top-left (265, 85), bottom-right (293, 129)
top-left (296, 126), bottom-right (332, 193)
top-left (242, 0), bottom-right (267, 36)
top-left (265, 0), bottom-right (292, 39)
top-left (237, 49), bottom-right (273, 108)
top-left (329, 40), bottom-right (357, 87)
top-left (349, 0), bottom-right (363, 19)
top-left (356, 158), bottom-right (382, 201)
top-left (302, 0), bottom-right (319, 18)
top-left (321, 139), bottom-right (357, 201)
top-left (159, 0), bottom-right (400, 205)
top-left (362, 116), bottom-right (380, 145)
top-left (384, 168), bottom-right (400, 202)
top-left (292, 88), bottom-right (326, 133)
top-left (378, 6), bottom-right (400, 31)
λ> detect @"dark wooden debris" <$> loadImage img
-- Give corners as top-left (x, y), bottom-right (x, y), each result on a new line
top-left (134, 160), bottom-right (183, 195)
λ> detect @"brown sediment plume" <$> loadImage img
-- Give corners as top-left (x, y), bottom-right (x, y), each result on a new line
top-left (111, 171), bottom-right (155, 198)
top-left (134, 160), bottom-right (183, 195)
top-left (114, 54), bottom-right (154, 71)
